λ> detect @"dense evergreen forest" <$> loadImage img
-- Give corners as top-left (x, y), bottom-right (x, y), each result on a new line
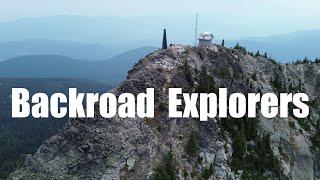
top-left (0, 78), bottom-right (111, 179)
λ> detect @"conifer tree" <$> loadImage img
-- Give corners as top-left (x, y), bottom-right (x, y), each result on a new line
top-left (153, 152), bottom-right (176, 180)
top-left (162, 29), bottom-right (167, 49)
top-left (234, 43), bottom-right (240, 49)
top-left (186, 131), bottom-right (198, 156)
top-left (183, 61), bottom-right (193, 85)
top-left (255, 50), bottom-right (260, 57)
top-left (198, 66), bottom-right (216, 93)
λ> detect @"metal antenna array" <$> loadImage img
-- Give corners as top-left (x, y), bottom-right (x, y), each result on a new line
top-left (194, 13), bottom-right (198, 46)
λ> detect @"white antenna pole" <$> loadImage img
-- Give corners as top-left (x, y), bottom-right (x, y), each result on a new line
top-left (194, 13), bottom-right (198, 46)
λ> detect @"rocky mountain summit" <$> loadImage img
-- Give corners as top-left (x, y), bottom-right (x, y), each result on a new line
top-left (9, 44), bottom-right (320, 179)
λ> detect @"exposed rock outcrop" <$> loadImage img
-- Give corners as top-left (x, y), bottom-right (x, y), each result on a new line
top-left (9, 45), bottom-right (320, 179)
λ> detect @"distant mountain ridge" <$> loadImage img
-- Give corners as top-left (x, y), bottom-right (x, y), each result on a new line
top-left (0, 15), bottom-right (319, 62)
top-left (0, 46), bottom-right (158, 84)
top-left (0, 39), bottom-right (122, 61)
top-left (226, 29), bottom-right (320, 62)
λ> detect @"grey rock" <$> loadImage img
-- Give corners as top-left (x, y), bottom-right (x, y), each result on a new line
top-left (9, 44), bottom-right (320, 180)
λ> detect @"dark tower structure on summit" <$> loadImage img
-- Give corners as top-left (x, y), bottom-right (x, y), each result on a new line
top-left (162, 28), bottom-right (167, 49)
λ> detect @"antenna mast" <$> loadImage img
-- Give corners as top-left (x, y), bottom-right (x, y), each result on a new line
top-left (194, 13), bottom-right (198, 46)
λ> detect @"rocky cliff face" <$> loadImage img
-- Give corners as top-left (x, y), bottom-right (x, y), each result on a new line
top-left (9, 45), bottom-right (320, 179)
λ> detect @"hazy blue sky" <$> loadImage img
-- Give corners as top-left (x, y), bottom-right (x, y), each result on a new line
top-left (1, 0), bottom-right (319, 20)
top-left (0, 0), bottom-right (320, 38)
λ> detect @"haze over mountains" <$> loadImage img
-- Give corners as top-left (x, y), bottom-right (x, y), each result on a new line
top-left (0, 46), bottom-right (157, 84)
top-left (0, 14), bottom-right (319, 179)
top-left (0, 15), bottom-right (318, 62)
top-left (227, 30), bottom-right (320, 61)
top-left (0, 45), bottom-right (157, 177)
top-left (0, 40), bottom-right (121, 61)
